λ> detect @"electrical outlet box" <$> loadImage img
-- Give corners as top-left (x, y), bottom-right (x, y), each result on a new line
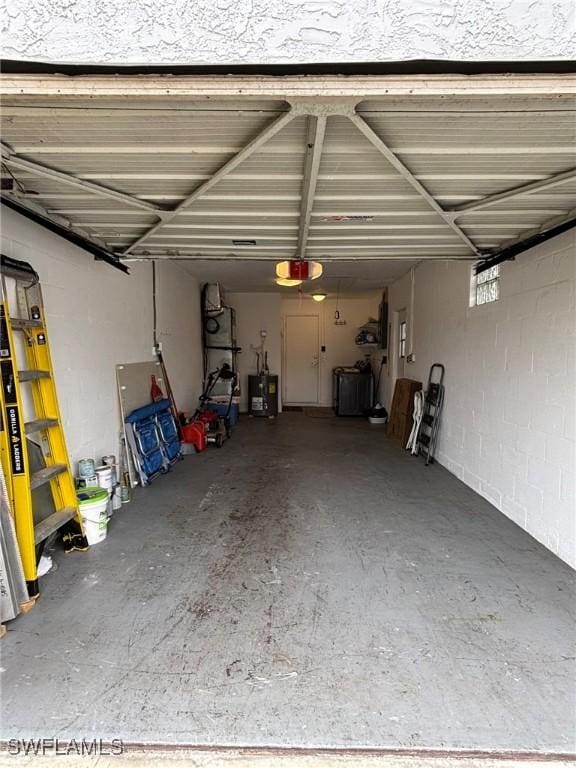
top-left (407, 352), bottom-right (416, 363)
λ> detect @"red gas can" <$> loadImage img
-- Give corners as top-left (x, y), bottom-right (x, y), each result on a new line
top-left (181, 420), bottom-right (207, 452)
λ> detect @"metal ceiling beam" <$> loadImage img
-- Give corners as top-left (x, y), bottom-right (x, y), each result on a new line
top-left (41, 207), bottom-right (568, 218)
top-left (297, 116), bottom-right (326, 258)
top-left (348, 113), bottom-right (480, 255)
top-left (0, 106), bottom-right (287, 117)
top-left (13, 171), bottom-right (554, 182)
top-left (11, 144), bottom-right (575, 156)
top-left (4, 104), bottom-right (576, 117)
top-left (0, 143), bottom-right (163, 216)
top-left (124, 243), bottom-right (468, 251)
top-left (121, 253), bottom-right (474, 262)
top-left (2, 73), bottom-right (574, 99)
top-left (122, 109), bottom-right (296, 254)
top-left (451, 166), bottom-right (576, 216)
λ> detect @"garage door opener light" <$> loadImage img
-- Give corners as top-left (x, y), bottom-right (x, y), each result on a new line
top-left (276, 260), bottom-right (323, 281)
top-left (276, 277), bottom-right (303, 287)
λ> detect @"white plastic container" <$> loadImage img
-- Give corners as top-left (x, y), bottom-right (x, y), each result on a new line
top-left (95, 465), bottom-right (115, 517)
top-left (77, 487), bottom-right (109, 545)
top-left (95, 465), bottom-right (114, 493)
top-left (368, 415), bottom-right (387, 425)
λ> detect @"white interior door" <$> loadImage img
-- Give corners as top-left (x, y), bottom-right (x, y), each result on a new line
top-left (283, 315), bottom-right (319, 404)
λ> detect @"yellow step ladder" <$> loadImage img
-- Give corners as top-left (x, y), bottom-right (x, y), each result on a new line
top-left (0, 254), bottom-right (82, 601)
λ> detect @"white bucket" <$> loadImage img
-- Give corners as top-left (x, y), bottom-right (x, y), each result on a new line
top-left (95, 465), bottom-right (116, 518)
top-left (77, 487), bottom-right (109, 545)
top-left (95, 465), bottom-right (114, 493)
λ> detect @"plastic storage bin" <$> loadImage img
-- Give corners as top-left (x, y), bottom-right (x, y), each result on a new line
top-left (207, 402), bottom-right (239, 427)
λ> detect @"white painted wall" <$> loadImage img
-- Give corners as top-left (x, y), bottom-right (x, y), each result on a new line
top-left (282, 294), bottom-right (380, 406)
top-left (155, 260), bottom-right (203, 415)
top-left (226, 292), bottom-right (282, 412)
top-left (383, 232), bottom-right (576, 568)
top-left (2, 0), bottom-right (574, 64)
top-left (1, 207), bottom-right (203, 467)
top-left (226, 291), bottom-right (380, 409)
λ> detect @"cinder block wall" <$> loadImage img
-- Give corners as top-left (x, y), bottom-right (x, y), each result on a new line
top-left (385, 232), bottom-right (575, 567)
top-left (1, 208), bottom-right (203, 466)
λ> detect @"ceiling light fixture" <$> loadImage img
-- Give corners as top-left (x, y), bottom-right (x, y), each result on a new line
top-left (275, 277), bottom-right (303, 287)
top-left (276, 260), bottom-right (323, 281)
top-left (312, 293), bottom-right (327, 302)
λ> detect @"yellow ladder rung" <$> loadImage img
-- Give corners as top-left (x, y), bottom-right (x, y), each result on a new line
top-left (25, 418), bottom-right (59, 433)
top-left (30, 464), bottom-right (67, 490)
top-left (11, 318), bottom-right (44, 330)
top-left (18, 369), bottom-right (51, 382)
top-left (34, 507), bottom-right (77, 545)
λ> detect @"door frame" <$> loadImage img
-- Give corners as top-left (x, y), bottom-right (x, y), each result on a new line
top-left (282, 313), bottom-right (320, 405)
top-left (391, 308), bottom-right (407, 392)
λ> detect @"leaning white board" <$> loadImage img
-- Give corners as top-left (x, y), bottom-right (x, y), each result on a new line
top-left (116, 360), bottom-right (166, 417)
top-left (116, 361), bottom-right (166, 488)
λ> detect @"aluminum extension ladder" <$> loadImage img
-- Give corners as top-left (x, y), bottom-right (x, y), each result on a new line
top-left (0, 255), bottom-right (82, 601)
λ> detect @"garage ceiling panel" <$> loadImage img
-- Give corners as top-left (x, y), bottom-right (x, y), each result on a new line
top-left (165, 213), bottom-right (298, 225)
top-left (1, 110), bottom-right (283, 147)
top-left (414, 176), bottom-right (572, 199)
top-left (392, 155), bottom-right (576, 176)
top-left (360, 112), bottom-right (576, 145)
top-left (18, 154), bottom-right (236, 176)
top-left (464, 195), bottom-right (576, 214)
top-left (174, 201), bottom-right (301, 216)
top-left (2, 86), bottom-right (575, 280)
top-left (357, 95), bottom-right (576, 112)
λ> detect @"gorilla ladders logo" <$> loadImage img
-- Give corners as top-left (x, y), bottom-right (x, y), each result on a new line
top-left (6, 405), bottom-right (24, 474)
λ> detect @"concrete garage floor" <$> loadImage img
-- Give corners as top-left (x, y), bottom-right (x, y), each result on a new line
top-left (2, 413), bottom-right (575, 757)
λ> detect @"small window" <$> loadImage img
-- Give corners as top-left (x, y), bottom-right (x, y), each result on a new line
top-left (399, 320), bottom-right (407, 358)
top-left (470, 264), bottom-right (500, 307)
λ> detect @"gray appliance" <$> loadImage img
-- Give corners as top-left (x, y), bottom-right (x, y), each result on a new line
top-left (333, 367), bottom-right (372, 416)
